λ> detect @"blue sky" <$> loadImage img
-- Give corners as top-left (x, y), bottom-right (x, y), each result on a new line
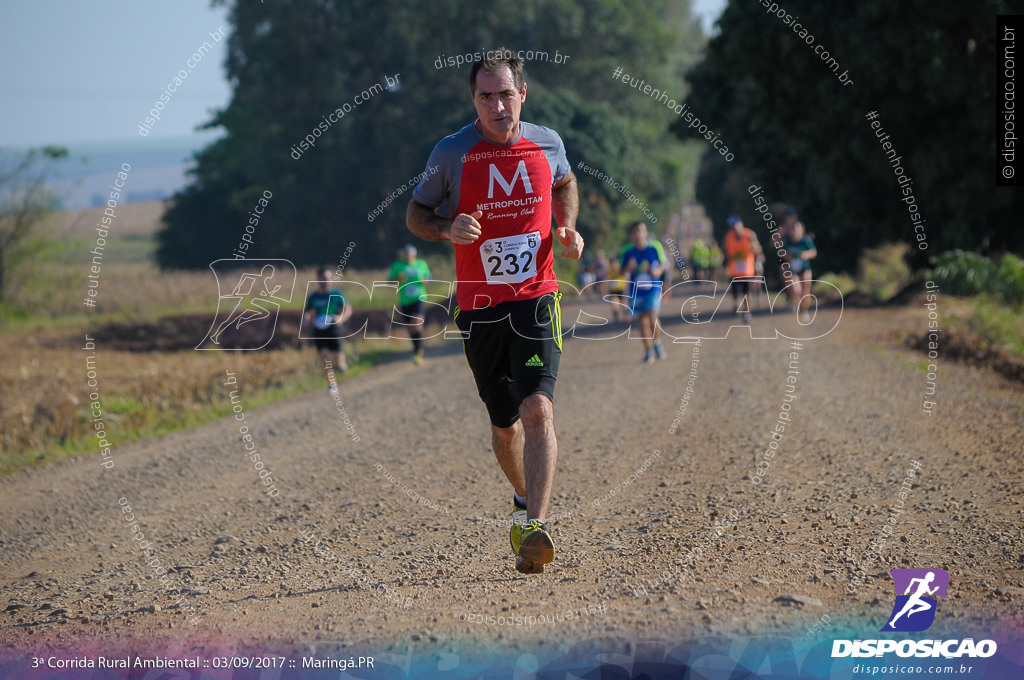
top-left (1, 0), bottom-right (232, 146)
top-left (1, 0), bottom-right (726, 147)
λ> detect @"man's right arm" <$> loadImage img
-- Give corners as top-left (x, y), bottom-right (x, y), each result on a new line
top-left (406, 200), bottom-right (453, 242)
top-left (407, 200), bottom-right (482, 245)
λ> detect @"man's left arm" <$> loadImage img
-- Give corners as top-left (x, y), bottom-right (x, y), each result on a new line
top-left (552, 172), bottom-right (583, 259)
top-left (801, 237), bottom-right (818, 261)
top-left (337, 295), bottom-right (353, 324)
top-left (750, 230), bottom-right (765, 263)
top-left (650, 250), bottom-right (665, 278)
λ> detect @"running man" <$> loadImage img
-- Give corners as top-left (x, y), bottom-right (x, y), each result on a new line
top-left (690, 239), bottom-right (711, 282)
top-left (388, 244), bottom-right (432, 365)
top-left (406, 47), bottom-right (583, 573)
top-left (722, 215), bottom-right (764, 324)
top-left (592, 249), bottom-right (610, 297)
top-left (782, 219), bottom-right (817, 323)
top-left (621, 220), bottom-right (665, 363)
top-left (888, 571), bottom-right (940, 628)
top-left (709, 241), bottom-right (724, 282)
top-left (778, 205), bottom-right (799, 290)
top-left (303, 267), bottom-right (352, 393)
top-left (620, 234), bottom-right (668, 287)
top-left (607, 260), bottom-right (630, 322)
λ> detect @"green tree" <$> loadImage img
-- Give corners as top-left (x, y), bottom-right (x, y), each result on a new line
top-left (159, 0), bottom-right (705, 270)
top-left (677, 0), bottom-right (1018, 274)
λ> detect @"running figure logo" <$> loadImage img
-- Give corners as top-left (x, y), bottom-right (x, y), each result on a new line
top-left (881, 568), bottom-right (949, 632)
top-left (198, 259), bottom-right (296, 350)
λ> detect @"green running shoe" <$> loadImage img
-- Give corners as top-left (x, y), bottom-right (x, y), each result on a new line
top-left (510, 519), bottom-right (555, 574)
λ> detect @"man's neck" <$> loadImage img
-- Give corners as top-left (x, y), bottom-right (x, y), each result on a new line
top-left (475, 119), bottom-right (520, 145)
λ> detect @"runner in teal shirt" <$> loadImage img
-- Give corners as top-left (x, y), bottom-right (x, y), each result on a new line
top-left (304, 267), bottom-right (352, 391)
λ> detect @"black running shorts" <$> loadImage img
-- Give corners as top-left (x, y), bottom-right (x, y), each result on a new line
top-left (396, 300), bottom-right (426, 324)
top-left (455, 292), bottom-right (562, 428)
top-left (312, 326), bottom-right (342, 353)
top-left (729, 278), bottom-right (752, 297)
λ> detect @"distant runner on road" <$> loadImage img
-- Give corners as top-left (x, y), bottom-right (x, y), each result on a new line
top-left (621, 221), bottom-right (665, 363)
top-left (691, 239), bottom-right (711, 281)
top-left (303, 267), bottom-right (352, 393)
top-left (388, 245), bottom-right (432, 365)
top-left (782, 219), bottom-right (817, 323)
top-left (722, 215), bottom-right (764, 325)
top-left (406, 47), bottom-right (584, 573)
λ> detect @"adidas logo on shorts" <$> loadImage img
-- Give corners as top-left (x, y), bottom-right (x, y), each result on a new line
top-left (525, 354), bottom-right (544, 367)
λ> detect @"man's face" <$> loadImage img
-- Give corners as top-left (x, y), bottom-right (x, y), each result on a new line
top-left (473, 65), bottom-right (526, 144)
top-left (732, 221), bottom-right (744, 234)
top-left (631, 223), bottom-right (648, 247)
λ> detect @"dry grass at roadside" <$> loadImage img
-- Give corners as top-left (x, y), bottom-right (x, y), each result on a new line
top-left (0, 201), bottom-right (445, 474)
top-left (0, 330), bottom-right (391, 475)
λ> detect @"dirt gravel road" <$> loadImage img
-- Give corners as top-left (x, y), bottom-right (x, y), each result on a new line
top-left (1, 295), bottom-right (1022, 670)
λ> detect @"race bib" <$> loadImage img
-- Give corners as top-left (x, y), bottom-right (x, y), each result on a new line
top-left (732, 261), bottom-right (754, 276)
top-left (479, 231), bottom-right (541, 285)
top-left (314, 314), bottom-right (332, 330)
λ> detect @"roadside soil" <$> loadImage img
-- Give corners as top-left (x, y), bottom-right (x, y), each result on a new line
top-left (2, 293), bottom-right (1022, 666)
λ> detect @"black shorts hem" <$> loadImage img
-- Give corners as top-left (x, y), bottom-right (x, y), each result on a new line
top-left (397, 301), bottom-right (426, 323)
top-left (457, 292), bottom-right (562, 428)
top-left (313, 332), bottom-right (342, 352)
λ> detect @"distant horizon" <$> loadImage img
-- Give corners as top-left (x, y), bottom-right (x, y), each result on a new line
top-left (1, 129), bottom-right (224, 153)
top-left (23, 132), bottom-right (226, 210)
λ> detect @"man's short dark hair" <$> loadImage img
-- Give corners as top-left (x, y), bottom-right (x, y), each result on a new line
top-left (470, 47), bottom-right (525, 95)
top-left (628, 220), bottom-right (647, 234)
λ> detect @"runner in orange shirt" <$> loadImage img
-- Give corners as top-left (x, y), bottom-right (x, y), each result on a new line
top-left (722, 215), bottom-right (764, 324)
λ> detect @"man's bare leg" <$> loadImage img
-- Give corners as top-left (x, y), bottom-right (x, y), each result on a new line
top-left (490, 394), bottom-right (557, 522)
top-left (639, 313), bottom-right (655, 351)
top-left (491, 420), bottom-right (526, 498)
top-left (518, 394), bottom-right (557, 522)
top-left (798, 274), bottom-right (813, 314)
top-left (319, 351), bottom-right (334, 385)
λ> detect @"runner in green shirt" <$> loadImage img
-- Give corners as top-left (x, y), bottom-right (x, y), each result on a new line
top-left (387, 245), bottom-right (433, 365)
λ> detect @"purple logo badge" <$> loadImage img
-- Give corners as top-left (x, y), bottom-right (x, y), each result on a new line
top-left (881, 568), bottom-right (949, 632)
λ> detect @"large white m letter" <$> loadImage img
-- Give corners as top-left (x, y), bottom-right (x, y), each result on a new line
top-left (487, 161), bottom-right (534, 198)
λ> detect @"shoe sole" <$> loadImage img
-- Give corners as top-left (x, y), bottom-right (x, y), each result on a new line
top-left (515, 556), bottom-right (545, 574)
top-left (515, 531), bottom-right (555, 573)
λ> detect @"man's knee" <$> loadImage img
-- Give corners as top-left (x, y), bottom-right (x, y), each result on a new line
top-left (492, 423), bottom-right (519, 447)
top-left (519, 394), bottom-right (552, 428)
